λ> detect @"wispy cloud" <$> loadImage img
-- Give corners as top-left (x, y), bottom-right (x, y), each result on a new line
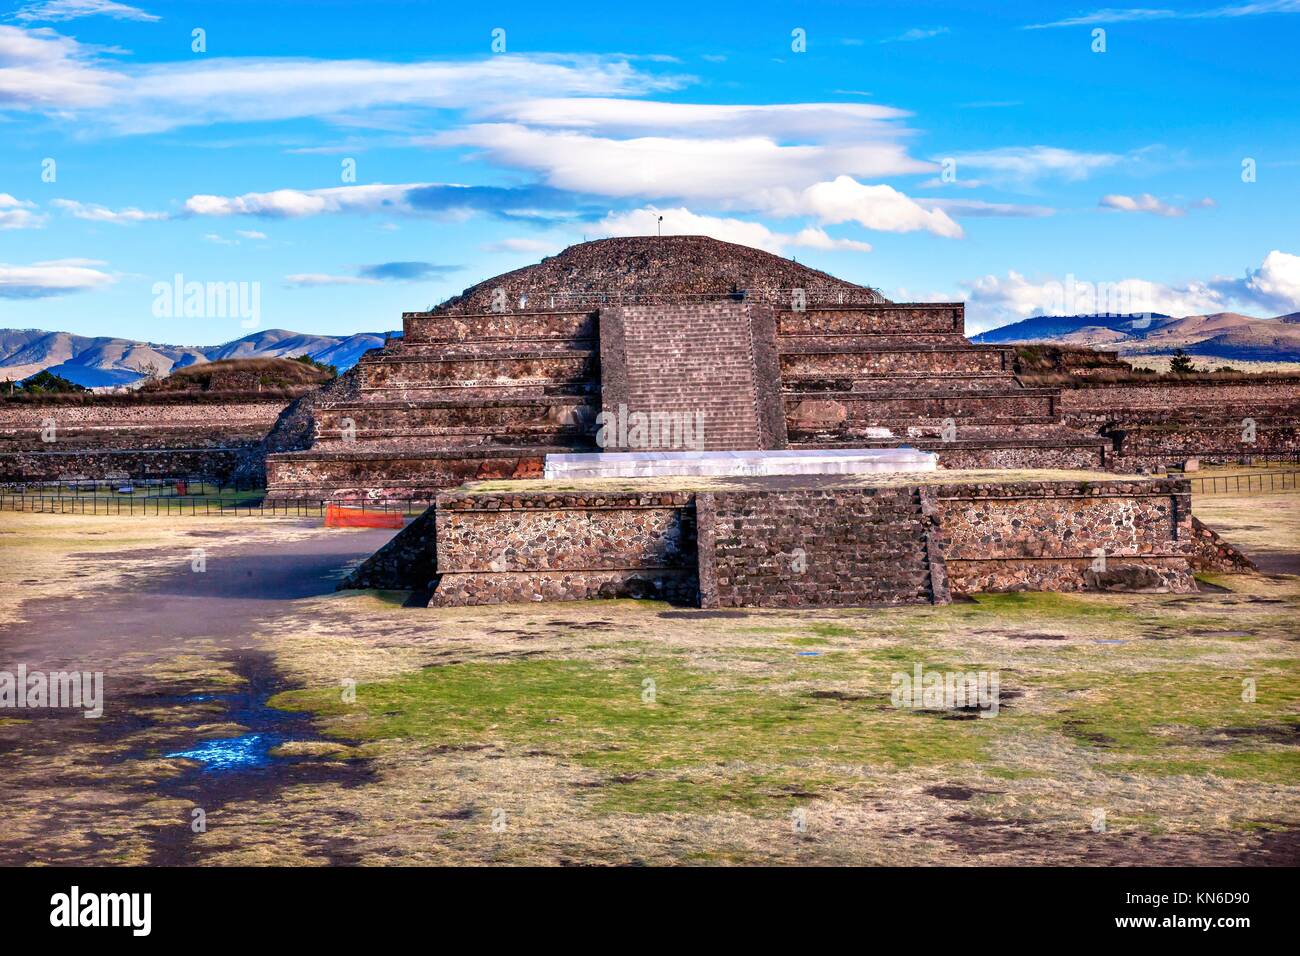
top-left (286, 261), bottom-right (459, 287)
top-left (963, 248), bottom-right (1300, 332)
top-left (0, 258), bottom-right (115, 298)
top-left (598, 207), bottom-right (874, 254)
top-left (919, 198), bottom-right (1056, 218)
top-left (1099, 193), bottom-right (1215, 217)
top-left (0, 27), bottom-right (685, 134)
top-left (1025, 1), bottom-right (1300, 30)
top-left (881, 27), bottom-right (950, 43)
top-left (52, 198), bottom-right (167, 222)
top-left (9, 0), bottom-right (159, 23)
top-left (0, 194), bottom-right (45, 230)
top-left (943, 145), bottom-right (1124, 186)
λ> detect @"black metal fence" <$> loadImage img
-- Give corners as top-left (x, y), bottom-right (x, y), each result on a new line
top-left (0, 487), bottom-right (426, 517)
top-left (1187, 470), bottom-right (1300, 495)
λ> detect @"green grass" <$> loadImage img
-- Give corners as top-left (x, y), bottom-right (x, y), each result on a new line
top-left (273, 657), bottom-right (993, 811)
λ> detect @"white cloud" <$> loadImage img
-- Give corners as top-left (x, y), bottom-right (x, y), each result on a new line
top-left (963, 270), bottom-right (1227, 332)
top-left (961, 249), bottom-right (1300, 332)
top-left (0, 27), bottom-right (683, 133)
top-left (52, 198), bottom-right (167, 222)
top-left (0, 26), bottom-right (121, 110)
top-left (1026, 2), bottom-right (1300, 29)
top-left (480, 98), bottom-right (911, 141)
top-left (0, 193), bottom-right (44, 229)
top-left (202, 233), bottom-right (239, 245)
top-left (11, 1), bottom-right (159, 22)
top-left (0, 257), bottom-right (115, 298)
top-left (183, 183), bottom-right (421, 218)
top-left (765, 177), bottom-right (963, 238)
top-left (1233, 249), bottom-right (1300, 314)
top-left (945, 145), bottom-right (1122, 185)
top-left (283, 273), bottom-right (380, 288)
top-left (918, 197), bottom-right (1055, 218)
top-left (598, 206), bottom-right (873, 255)
top-left (1099, 193), bottom-right (1214, 217)
top-left (235, 229), bottom-right (267, 240)
top-left (437, 124), bottom-right (930, 203)
top-left (882, 27), bottom-right (951, 42)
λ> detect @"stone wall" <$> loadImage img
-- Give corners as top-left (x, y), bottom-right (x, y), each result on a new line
top-left (696, 487), bottom-right (947, 608)
top-left (0, 397), bottom-right (289, 483)
top-left (410, 474), bottom-right (1198, 608)
top-left (935, 477), bottom-right (1197, 593)
top-left (429, 489), bottom-right (697, 605)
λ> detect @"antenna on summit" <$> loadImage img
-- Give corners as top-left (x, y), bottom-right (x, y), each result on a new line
top-left (657, 215), bottom-right (663, 237)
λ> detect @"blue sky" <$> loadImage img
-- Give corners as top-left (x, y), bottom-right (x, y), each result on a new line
top-left (1, 0), bottom-right (1298, 342)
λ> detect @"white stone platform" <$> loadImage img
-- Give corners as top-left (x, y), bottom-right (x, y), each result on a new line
top-left (543, 447), bottom-right (937, 480)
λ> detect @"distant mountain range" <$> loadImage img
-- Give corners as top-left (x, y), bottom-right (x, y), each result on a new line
top-left (0, 328), bottom-right (401, 388)
top-left (972, 311), bottom-right (1300, 362)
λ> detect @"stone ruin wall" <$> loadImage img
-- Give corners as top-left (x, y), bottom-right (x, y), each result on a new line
top-left (936, 478), bottom-right (1197, 593)
top-left (0, 397), bottom-right (292, 484)
top-left (429, 490), bottom-right (697, 606)
top-left (412, 477), bottom-right (1198, 608)
top-left (1055, 379), bottom-right (1300, 467)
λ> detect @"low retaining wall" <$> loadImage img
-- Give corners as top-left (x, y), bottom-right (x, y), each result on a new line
top-left (415, 473), bottom-right (1200, 607)
top-left (429, 489), bottom-right (697, 605)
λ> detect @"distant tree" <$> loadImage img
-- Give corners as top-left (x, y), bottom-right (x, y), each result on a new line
top-left (292, 353), bottom-right (338, 378)
top-left (17, 370), bottom-right (87, 393)
top-left (1215, 365), bottom-right (1238, 373)
top-left (1169, 349), bottom-right (1196, 374)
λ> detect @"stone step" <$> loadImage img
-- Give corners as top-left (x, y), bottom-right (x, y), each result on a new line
top-left (783, 373), bottom-right (1022, 392)
top-left (402, 309), bottom-right (596, 344)
top-left (781, 346), bottom-right (1013, 378)
top-left (355, 351), bottom-right (597, 389)
top-left (776, 303), bottom-right (964, 336)
top-left (786, 390), bottom-right (1062, 429)
top-left (265, 444), bottom-right (586, 502)
top-left (778, 333), bottom-right (970, 351)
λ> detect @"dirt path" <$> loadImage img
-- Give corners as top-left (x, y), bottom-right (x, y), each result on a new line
top-left (0, 519), bottom-right (397, 865)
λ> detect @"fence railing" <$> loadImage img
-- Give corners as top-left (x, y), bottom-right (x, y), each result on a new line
top-left (1187, 470), bottom-right (1300, 495)
top-left (0, 493), bottom-right (425, 517)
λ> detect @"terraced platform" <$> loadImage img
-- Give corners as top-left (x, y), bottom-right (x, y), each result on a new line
top-left (263, 237), bottom-right (1109, 501)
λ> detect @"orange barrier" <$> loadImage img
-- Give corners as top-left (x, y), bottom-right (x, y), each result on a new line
top-left (324, 504), bottom-right (404, 529)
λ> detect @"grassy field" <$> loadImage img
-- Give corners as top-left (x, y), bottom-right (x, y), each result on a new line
top-left (0, 492), bottom-right (1296, 866)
